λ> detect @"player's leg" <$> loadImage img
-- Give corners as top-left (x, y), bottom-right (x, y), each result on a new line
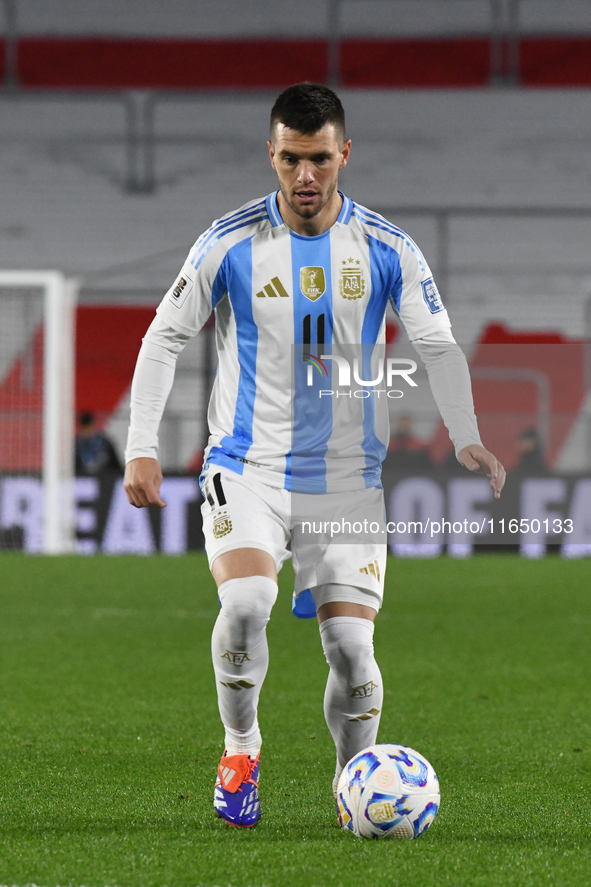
top-left (211, 548), bottom-right (278, 759)
top-left (202, 467), bottom-right (290, 826)
top-left (312, 591), bottom-right (384, 794)
top-left (291, 484), bottom-right (387, 797)
top-left (209, 548), bottom-right (277, 827)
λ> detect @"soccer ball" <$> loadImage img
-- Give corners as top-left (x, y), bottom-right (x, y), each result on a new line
top-left (336, 743), bottom-right (440, 840)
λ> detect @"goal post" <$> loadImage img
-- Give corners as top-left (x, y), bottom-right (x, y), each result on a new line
top-left (0, 271), bottom-right (76, 553)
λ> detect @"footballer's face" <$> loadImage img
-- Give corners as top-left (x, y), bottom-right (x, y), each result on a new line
top-left (268, 123), bottom-right (351, 234)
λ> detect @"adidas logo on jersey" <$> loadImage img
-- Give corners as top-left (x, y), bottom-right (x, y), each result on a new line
top-left (359, 559), bottom-right (380, 581)
top-left (255, 276), bottom-right (290, 298)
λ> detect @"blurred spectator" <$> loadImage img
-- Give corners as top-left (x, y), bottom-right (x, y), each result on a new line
top-left (513, 427), bottom-right (546, 474)
top-left (75, 412), bottom-right (123, 475)
top-left (388, 414), bottom-right (433, 472)
top-left (440, 447), bottom-right (466, 474)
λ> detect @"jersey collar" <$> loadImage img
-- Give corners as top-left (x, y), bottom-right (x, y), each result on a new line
top-left (266, 192), bottom-right (283, 227)
top-left (337, 193), bottom-right (353, 225)
top-left (266, 190), bottom-right (353, 229)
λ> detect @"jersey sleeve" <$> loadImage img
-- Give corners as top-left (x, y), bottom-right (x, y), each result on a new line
top-left (412, 337), bottom-right (483, 455)
top-left (155, 240), bottom-right (229, 336)
top-left (390, 239), bottom-right (452, 342)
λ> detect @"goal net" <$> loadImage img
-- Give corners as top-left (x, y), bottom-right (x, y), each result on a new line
top-left (0, 272), bottom-right (76, 553)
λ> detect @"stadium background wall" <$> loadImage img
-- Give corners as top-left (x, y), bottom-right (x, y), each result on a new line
top-left (1, 471), bottom-right (589, 556)
top-left (2, 0), bottom-right (591, 558)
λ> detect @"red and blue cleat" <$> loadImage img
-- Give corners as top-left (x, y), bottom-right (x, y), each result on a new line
top-left (214, 751), bottom-right (261, 827)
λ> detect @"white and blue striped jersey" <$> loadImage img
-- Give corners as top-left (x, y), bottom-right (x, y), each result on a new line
top-left (156, 191), bottom-right (452, 493)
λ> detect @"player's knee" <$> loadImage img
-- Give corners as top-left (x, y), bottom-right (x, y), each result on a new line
top-left (218, 576), bottom-right (278, 631)
top-left (320, 617), bottom-right (375, 682)
top-left (326, 641), bottom-right (374, 683)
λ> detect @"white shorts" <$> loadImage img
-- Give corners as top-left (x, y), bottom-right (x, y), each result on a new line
top-left (201, 465), bottom-right (386, 610)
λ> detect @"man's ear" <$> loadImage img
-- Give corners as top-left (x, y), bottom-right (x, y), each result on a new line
top-left (268, 139), bottom-right (276, 170)
top-left (339, 139), bottom-right (352, 171)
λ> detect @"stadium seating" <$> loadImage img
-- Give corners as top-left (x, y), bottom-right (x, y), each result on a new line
top-left (5, 0), bottom-right (591, 87)
top-left (1, 0), bottom-right (590, 470)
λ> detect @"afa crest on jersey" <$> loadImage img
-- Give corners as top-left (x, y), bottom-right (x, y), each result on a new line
top-left (340, 259), bottom-right (365, 300)
top-left (213, 511), bottom-right (232, 539)
top-left (300, 266), bottom-right (326, 301)
top-left (421, 277), bottom-right (444, 314)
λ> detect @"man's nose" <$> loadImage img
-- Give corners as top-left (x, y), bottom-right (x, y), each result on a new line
top-left (297, 162), bottom-right (315, 183)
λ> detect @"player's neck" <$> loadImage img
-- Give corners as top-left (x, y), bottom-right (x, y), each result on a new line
top-left (276, 190), bottom-right (343, 237)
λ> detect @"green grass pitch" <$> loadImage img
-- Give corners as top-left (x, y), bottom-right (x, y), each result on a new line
top-left (1, 553), bottom-right (591, 887)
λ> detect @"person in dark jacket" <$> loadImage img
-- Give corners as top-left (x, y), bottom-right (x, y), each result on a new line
top-left (514, 427), bottom-right (546, 475)
top-left (75, 412), bottom-right (123, 475)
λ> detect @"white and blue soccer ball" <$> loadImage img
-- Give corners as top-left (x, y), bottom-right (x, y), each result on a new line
top-left (336, 743), bottom-right (440, 840)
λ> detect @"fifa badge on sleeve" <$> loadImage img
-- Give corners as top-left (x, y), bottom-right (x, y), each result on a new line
top-left (421, 277), bottom-right (443, 314)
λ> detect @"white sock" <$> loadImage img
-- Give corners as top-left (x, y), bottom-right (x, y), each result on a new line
top-left (211, 576), bottom-right (278, 757)
top-left (223, 722), bottom-right (262, 758)
top-left (319, 616), bottom-right (384, 777)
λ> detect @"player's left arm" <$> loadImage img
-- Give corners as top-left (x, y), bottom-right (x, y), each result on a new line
top-left (391, 239), bottom-right (505, 498)
top-left (411, 336), bottom-right (505, 499)
top-left (456, 443), bottom-right (506, 499)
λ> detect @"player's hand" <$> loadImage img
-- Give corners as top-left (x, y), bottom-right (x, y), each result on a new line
top-left (456, 444), bottom-right (506, 499)
top-left (124, 457), bottom-right (166, 508)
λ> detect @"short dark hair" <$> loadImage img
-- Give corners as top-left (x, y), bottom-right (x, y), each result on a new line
top-left (270, 83), bottom-right (346, 142)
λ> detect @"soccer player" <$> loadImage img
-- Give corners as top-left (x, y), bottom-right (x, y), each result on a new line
top-left (124, 83), bottom-right (505, 828)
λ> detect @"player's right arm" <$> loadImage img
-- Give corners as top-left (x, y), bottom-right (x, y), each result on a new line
top-left (123, 317), bottom-right (194, 508)
top-left (124, 456), bottom-right (165, 507)
top-left (124, 240), bottom-right (228, 508)
top-left (124, 198), bottom-right (269, 508)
